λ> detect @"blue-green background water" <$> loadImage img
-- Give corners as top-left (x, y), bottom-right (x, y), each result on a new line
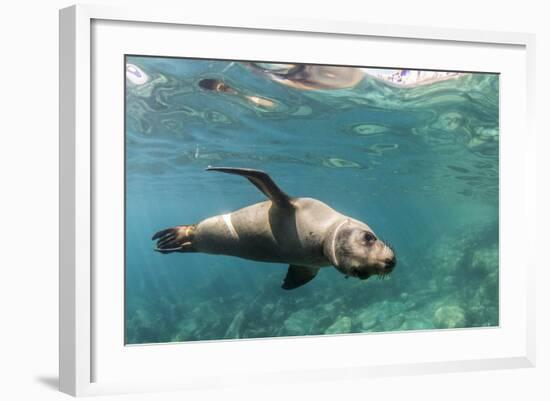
top-left (125, 56), bottom-right (499, 344)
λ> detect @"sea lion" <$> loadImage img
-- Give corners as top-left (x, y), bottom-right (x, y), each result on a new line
top-left (198, 78), bottom-right (275, 108)
top-left (198, 78), bottom-right (238, 95)
top-left (246, 63), bottom-right (365, 90)
top-left (152, 167), bottom-right (396, 290)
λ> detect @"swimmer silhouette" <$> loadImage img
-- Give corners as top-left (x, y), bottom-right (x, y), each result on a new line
top-left (198, 78), bottom-right (238, 94)
top-left (198, 78), bottom-right (275, 108)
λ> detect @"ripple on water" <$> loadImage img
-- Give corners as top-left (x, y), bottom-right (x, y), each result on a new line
top-left (469, 142), bottom-right (498, 157)
top-left (439, 112), bottom-right (464, 130)
top-left (348, 122), bottom-right (390, 136)
top-left (128, 74), bottom-right (169, 98)
top-left (364, 143), bottom-right (399, 156)
top-left (446, 165), bottom-right (470, 174)
top-left (474, 126), bottom-right (499, 140)
top-left (291, 104), bottom-right (312, 116)
top-left (322, 157), bottom-right (362, 168)
top-left (160, 118), bottom-right (183, 132)
top-left (202, 110), bottom-right (232, 125)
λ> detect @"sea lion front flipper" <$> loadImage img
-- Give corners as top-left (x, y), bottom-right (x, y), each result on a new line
top-left (206, 167), bottom-right (292, 208)
top-left (282, 265), bottom-right (320, 290)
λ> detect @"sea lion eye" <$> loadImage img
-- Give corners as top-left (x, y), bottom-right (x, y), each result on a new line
top-left (363, 232), bottom-right (377, 243)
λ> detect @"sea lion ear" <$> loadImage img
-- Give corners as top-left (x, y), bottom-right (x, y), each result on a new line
top-left (282, 265), bottom-right (320, 290)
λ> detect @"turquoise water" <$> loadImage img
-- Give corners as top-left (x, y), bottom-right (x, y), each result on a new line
top-left (125, 56), bottom-right (499, 344)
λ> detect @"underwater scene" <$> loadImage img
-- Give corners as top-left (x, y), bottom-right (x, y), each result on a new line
top-left (125, 56), bottom-right (499, 344)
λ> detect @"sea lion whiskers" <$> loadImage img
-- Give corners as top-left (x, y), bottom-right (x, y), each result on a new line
top-left (377, 271), bottom-right (391, 280)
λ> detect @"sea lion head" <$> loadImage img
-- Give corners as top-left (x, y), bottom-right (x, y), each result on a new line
top-left (198, 78), bottom-right (236, 94)
top-left (324, 219), bottom-right (396, 281)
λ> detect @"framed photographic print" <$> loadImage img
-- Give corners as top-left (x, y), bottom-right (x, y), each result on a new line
top-left (59, 4), bottom-right (536, 397)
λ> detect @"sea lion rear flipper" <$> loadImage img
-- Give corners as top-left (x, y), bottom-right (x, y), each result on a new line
top-left (206, 167), bottom-right (292, 208)
top-left (152, 225), bottom-right (196, 253)
top-left (282, 265), bottom-right (320, 290)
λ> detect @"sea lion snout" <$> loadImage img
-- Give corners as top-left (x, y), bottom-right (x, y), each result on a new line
top-left (372, 241), bottom-right (396, 272)
top-left (385, 256), bottom-right (396, 269)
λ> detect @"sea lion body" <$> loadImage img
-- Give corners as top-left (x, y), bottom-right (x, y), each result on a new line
top-left (153, 167), bottom-right (395, 289)
top-left (194, 197), bottom-right (356, 267)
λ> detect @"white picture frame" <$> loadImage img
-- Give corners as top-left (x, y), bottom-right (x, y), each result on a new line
top-left (59, 3), bottom-right (536, 397)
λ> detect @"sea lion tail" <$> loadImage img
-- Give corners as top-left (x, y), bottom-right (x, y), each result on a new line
top-left (152, 225), bottom-right (196, 253)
